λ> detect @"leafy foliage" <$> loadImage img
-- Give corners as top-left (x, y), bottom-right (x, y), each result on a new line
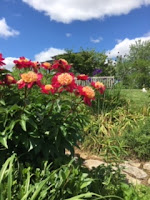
top-left (83, 107), bottom-right (145, 162)
top-left (0, 155), bottom-right (140, 200)
top-left (91, 86), bottom-right (128, 114)
top-left (123, 117), bottom-right (150, 160)
top-left (115, 40), bottom-right (150, 88)
top-left (0, 87), bottom-right (89, 167)
top-left (54, 49), bottom-right (115, 76)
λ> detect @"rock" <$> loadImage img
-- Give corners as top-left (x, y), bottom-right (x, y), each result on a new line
top-left (84, 159), bottom-right (104, 169)
top-left (126, 160), bottom-right (141, 168)
top-left (148, 178), bottom-right (150, 185)
top-left (126, 174), bottom-right (141, 185)
top-left (120, 164), bottom-right (147, 179)
top-left (143, 162), bottom-right (150, 171)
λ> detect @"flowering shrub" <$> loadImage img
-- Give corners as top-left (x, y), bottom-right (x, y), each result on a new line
top-left (0, 53), bottom-right (106, 167)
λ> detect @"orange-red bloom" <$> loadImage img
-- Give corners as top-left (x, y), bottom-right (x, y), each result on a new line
top-left (0, 53), bottom-right (5, 67)
top-left (52, 72), bottom-right (76, 92)
top-left (41, 84), bottom-right (55, 94)
top-left (51, 59), bottom-right (71, 72)
top-left (5, 75), bottom-right (16, 85)
top-left (31, 61), bottom-right (40, 72)
top-left (77, 74), bottom-right (89, 81)
top-left (17, 71), bottom-right (42, 89)
top-left (78, 86), bottom-right (95, 106)
top-left (42, 62), bottom-right (51, 70)
top-left (14, 57), bottom-right (34, 69)
top-left (91, 81), bottom-right (106, 94)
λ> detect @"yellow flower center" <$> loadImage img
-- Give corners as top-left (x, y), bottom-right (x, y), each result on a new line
top-left (43, 62), bottom-right (51, 69)
top-left (82, 86), bottom-right (95, 99)
top-left (21, 71), bottom-right (38, 83)
top-left (44, 84), bottom-right (53, 91)
top-left (7, 75), bottom-right (14, 83)
top-left (57, 73), bottom-right (73, 86)
top-left (95, 82), bottom-right (104, 89)
top-left (59, 59), bottom-right (68, 65)
top-left (79, 74), bottom-right (86, 77)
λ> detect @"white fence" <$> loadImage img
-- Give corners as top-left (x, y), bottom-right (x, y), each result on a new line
top-left (75, 76), bottom-right (114, 88)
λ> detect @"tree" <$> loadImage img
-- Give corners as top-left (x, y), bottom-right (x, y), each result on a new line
top-left (54, 48), bottom-right (115, 76)
top-left (115, 40), bottom-right (150, 88)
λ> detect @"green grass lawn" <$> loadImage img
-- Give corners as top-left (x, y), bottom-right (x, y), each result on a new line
top-left (121, 89), bottom-right (150, 111)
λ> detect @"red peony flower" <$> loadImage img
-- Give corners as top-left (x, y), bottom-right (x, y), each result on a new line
top-left (42, 62), bottom-right (51, 70)
top-left (51, 59), bottom-right (71, 72)
top-left (77, 85), bottom-right (95, 106)
top-left (41, 84), bottom-right (55, 94)
top-left (17, 71), bottom-right (43, 89)
top-left (5, 74), bottom-right (16, 85)
top-left (52, 72), bottom-right (77, 93)
top-left (77, 74), bottom-right (89, 81)
top-left (31, 61), bottom-right (40, 72)
top-left (91, 81), bottom-right (106, 94)
top-left (0, 53), bottom-right (5, 67)
top-left (14, 57), bottom-right (33, 69)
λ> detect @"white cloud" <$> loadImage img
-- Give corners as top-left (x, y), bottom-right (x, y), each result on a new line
top-left (107, 35), bottom-right (150, 58)
top-left (90, 36), bottom-right (103, 43)
top-left (0, 18), bottom-right (20, 38)
top-left (34, 47), bottom-right (66, 62)
top-left (4, 57), bottom-right (18, 71)
top-left (144, 31), bottom-right (150, 37)
top-left (22, 0), bottom-right (150, 23)
top-left (115, 39), bottom-right (122, 44)
top-left (66, 33), bottom-right (72, 37)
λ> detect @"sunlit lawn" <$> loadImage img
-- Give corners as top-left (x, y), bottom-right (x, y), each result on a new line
top-left (121, 89), bottom-right (150, 111)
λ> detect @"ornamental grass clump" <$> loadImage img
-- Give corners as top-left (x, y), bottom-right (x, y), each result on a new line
top-left (0, 53), bottom-right (106, 167)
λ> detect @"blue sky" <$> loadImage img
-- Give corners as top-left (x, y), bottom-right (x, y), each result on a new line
top-left (0, 0), bottom-right (150, 70)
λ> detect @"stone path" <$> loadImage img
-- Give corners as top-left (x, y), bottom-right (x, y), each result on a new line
top-left (74, 148), bottom-right (150, 186)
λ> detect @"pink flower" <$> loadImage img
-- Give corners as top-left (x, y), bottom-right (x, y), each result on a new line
top-left (0, 53), bottom-right (5, 67)
top-left (14, 57), bottom-right (33, 69)
top-left (91, 81), bottom-right (106, 94)
top-left (17, 71), bottom-right (43, 89)
top-left (52, 72), bottom-right (77, 93)
top-left (5, 75), bottom-right (16, 85)
top-left (41, 84), bottom-right (55, 94)
top-left (42, 62), bottom-right (51, 70)
top-left (77, 74), bottom-right (89, 81)
top-left (77, 86), bottom-right (95, 106)
top-left (51, 59), bottom-right (71, 72)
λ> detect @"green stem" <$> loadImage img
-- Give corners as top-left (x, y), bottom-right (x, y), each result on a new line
top-left (48, 93), bottom-right (61, 114)
top-left (97, 94), bottom-right (100, 116)
top-left (24, 86), bottom-right (28, 107)
top-left (63, 99), bottom-right (83, 122)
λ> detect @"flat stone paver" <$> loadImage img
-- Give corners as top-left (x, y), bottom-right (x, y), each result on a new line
top-left (126, 174), bottom-right (141, 185)
top-left (84, 159), bottom-right (104, 169)
top-left (120, 164), bottom-right (147, 179)
top-left (143, 162), bottom-right (150, 171)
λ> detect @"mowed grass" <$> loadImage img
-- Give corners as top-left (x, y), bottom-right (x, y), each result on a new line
top-left (121, 89), bottom-right (150, 111)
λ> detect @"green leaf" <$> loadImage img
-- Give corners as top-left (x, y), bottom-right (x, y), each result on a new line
top-left (0, 100), bottom-right (5, 106)
top-left (20, 120), bottom-right (27, 131)
top-left (0, 131), bottom-right (8, 148)
top-left (20, 114), bottom-right (29, 131)
top-left (0, 154), bottom-right (15, 184)
top-left (30, 177), bottom-right (50, 200)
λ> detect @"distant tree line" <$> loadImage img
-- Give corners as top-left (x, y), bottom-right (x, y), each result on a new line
top-left (51, 40), bottom-right (150, 88)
